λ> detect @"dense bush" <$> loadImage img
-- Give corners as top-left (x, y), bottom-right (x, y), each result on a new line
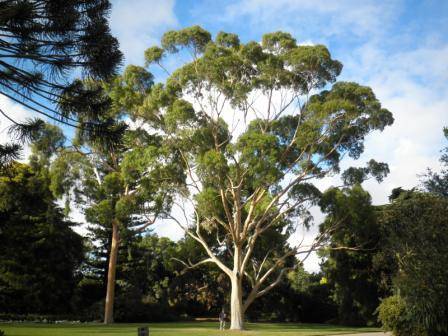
top-left (377, 296), bottom-right (422, 336)
top-left (379, 192), bottom-right (448, 335)
top-left (0, 313), bottom-right (79, 322)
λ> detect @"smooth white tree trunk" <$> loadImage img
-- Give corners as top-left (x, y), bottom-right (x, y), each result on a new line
top-left (230, 275), bottom-right (244, 330)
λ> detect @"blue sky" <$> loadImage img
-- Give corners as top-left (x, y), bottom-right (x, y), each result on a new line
top-left (1, 0), bottom-right (447, 270)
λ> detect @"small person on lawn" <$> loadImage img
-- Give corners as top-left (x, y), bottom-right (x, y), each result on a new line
top-left (219, 308), bottom-right (227, 330)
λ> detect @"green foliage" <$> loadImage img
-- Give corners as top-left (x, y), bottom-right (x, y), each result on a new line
top-left (140, 27), bottom-right (393, 325)
top-left (102, 172), bottom-right (124, 196)
top-left (161, 25), bottom-right (212, 54)
top-left (107, 65), bottom-right (154, 115)
top-left (195, 187), bottom-right (222, 220)
top-left (0, 0), bottom-right (122, 160)
top-left (7, 118), bottom-right (46, 144)
top-left (378, 192), bottom-right (448, 335)
top-left (237, 129), bottom-right (282, 187)
top-left (28, 123), bottom-right (66, 165)
top-left (216, 32), bottom-right (240, 48)
top-left (321, 185), bottom-right (448, 332)
top-left (262, 31), bottom-right (297, 52)
top-left (0, 0), bottom-right (122, 85)
top-left (169, 236), bottom-right (230, 317)
top-left (0, 163), bottom-right (84, 315)
top-left (111, 235), bottom-right (181, 322)
top-left (319, 185), bottom-right (389, 326)
top-left (341, 160), bottom-right (390, 185)
top-left (0, 143), bottom-right (22, 170)
top-left (248, 270), bottom-right (337, 323)
top-left (196, 150), bottom-right (228, 186)
top-left (377, 296), bottom-right (425, 336)
top-left (145, 46), bottom-right (165, 65)
top-left (49, 59), bottom-right (187, 323)
top-left (165, 99), bottom-right (196, 132)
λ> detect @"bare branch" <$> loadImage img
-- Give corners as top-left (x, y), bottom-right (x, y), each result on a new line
top-left (171, 257), bottom-right (214, 274)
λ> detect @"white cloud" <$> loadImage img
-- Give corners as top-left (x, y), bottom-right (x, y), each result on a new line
top-left (152, 218), bottom-right (185, 241)
top-left (344, 42), bottom-right (448, 202)
top-left (69, 206), bottom-right (90, 236)
top-left (220, 0), bottom-right (399, 40)
top-left (110, 0), bottom-right (178, 65)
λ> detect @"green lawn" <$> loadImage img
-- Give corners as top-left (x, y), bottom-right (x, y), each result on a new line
top-left (0, 321), bottom-right (380, 336)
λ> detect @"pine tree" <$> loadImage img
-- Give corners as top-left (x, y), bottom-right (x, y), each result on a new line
top-left (0, 0), bottom-right (123, 166)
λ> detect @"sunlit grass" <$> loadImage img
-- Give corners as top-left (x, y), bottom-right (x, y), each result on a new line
top-left (0, 321), bottom-right (381, 336)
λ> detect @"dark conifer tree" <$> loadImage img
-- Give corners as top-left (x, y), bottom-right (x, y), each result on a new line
top-left (0, 0), bottom-right (123, 166)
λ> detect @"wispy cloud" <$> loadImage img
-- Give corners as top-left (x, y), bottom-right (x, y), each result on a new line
top-left (110, 0), bottom-right (178, 65)
top-left (199, 0), bottom-right (400, 43)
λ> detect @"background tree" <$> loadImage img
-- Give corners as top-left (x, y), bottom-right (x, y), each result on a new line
top-left (0, 161), bottom-right (84, 315)
top-left (50, 66), bottom-right (185, 323)
top-left (247, 267), bottom-right (337, 323)
top-left (422, 127), bottom-right (448, 197)
top-left (0, 0), bottom-right (122, 165)
top-left (142, 26), bottom-right (393, 330)
top-left (377, 191), bottom-right (448, 336)
top-left (319, 185), bottom-right (392, 326)
top-left (109, 235), bottom-right (178, 322)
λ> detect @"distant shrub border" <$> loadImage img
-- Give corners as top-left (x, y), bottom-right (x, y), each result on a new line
top-left (0, 313), bottom-right (85, 323)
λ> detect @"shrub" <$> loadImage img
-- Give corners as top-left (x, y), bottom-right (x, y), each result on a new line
top-left (0, 329), bottom-right (5, 336)
top-left (377, 295), bottom-right (426, 336)
top-left (379, 193), bottom-right (448, 335)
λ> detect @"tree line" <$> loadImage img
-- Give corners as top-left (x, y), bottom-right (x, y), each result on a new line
top-left (1, 127), bottom-right (447, 334)
top-left (0, 158), bottom-right (335, 322)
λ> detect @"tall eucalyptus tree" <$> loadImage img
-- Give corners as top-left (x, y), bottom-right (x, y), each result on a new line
top-left (141, 26), bottom-right (393, 329)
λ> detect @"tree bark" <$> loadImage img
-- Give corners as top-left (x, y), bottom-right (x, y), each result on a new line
top-left (230, 274), bottom-right (244, 330)
top-left (104, 219), bottom-right (119, 324)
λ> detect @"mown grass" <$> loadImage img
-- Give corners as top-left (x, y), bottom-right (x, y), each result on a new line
top-left (0, 321), bottom-right (381, 336)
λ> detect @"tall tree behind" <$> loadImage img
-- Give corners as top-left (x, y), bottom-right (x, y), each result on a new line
top-left (141, 26), bottom-right (393, 330)
top-left (50, 67), bottom-right (185, 323)
top-left (0, 0), bottom-right (122, 166)
top-left (378, 191), bottom-right (448, 335)
top-left (319, 185), bottom-right (392, 325)
top-left (0, 161), bottom-right (84, 314)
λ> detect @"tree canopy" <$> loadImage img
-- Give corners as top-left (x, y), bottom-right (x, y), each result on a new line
top-left (137, 26), bottom-right (393, 330)
top-left (0, 162), bottom-right (84, 314)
